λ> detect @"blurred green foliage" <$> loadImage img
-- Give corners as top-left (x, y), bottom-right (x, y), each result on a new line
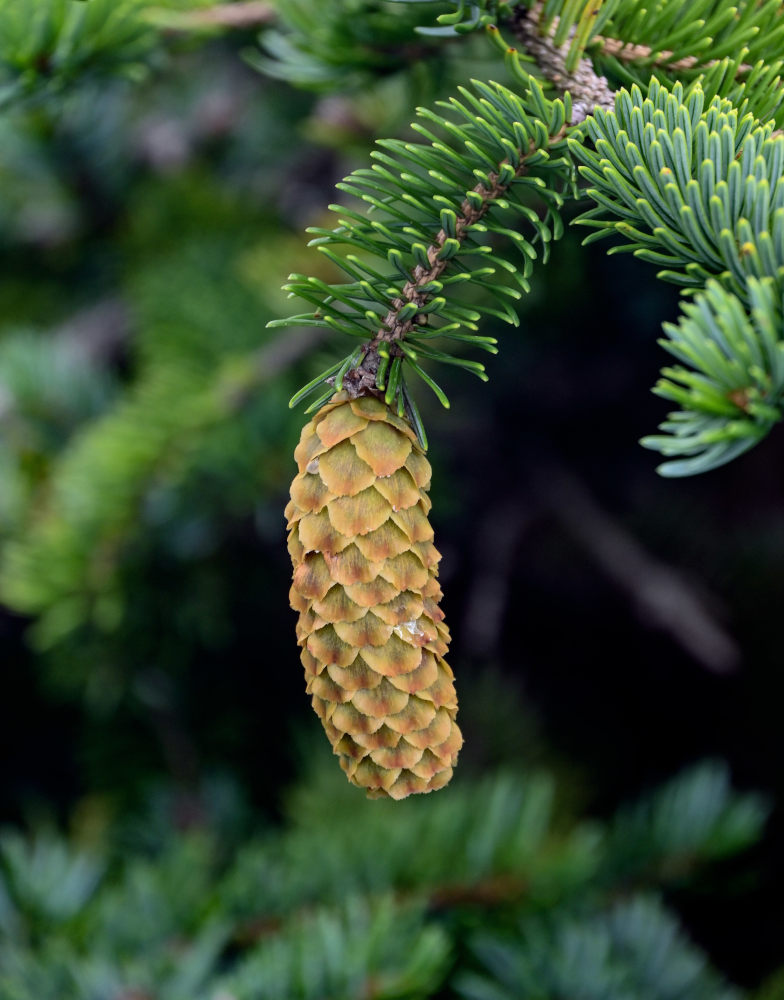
top-left (0, 760), bottom-right (767, 998)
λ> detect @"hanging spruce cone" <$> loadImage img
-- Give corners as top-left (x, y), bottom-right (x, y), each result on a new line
top-left (286, 392), bottom-right (462, 799)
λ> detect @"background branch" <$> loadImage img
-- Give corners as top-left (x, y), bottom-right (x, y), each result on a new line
top-left (510, 1), bottom-right (615, 122)
top-left (150, 1), bottom-right (275, 30)
top-left (532, 464), bottom-right (741, 675)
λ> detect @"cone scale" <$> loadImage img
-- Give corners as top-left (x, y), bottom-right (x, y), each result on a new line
top-left (286, 392), bottom-right (462, 799)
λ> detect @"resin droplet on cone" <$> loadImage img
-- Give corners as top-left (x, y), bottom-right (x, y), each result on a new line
top-left (286, 392), bottom-right (461, 799)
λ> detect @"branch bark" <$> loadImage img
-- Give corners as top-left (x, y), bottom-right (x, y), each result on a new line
top-left (597, 35), bottom-right (753, 75)
top-left (510, 2), bottom-right (615, 123)
top-left (154, 1), bottom-right (275, 30)
top-left (511, 2), bottom-right (753, 84)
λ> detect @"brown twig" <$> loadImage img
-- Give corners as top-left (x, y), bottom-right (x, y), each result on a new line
top-left (511, 1), bottom-right (754, 79)
top-left (596, 35), bottom-right (753, 76)
top-left (510, 2), bottom-right (616, 123)
top-left (153, 1), bottom-right (275, 30)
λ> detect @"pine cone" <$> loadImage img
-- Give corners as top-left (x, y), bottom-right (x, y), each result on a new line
top-left (286, 392), bottom-right (462, 799)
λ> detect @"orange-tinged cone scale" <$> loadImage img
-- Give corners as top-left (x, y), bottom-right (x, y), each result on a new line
top-left (286, 392), bottom-right (462, 798)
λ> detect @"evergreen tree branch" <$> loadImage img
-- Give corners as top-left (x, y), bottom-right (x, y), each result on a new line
top-left (227, 762), bottom-right (764, 949)
top-left (277, 78), bottom-right (573, 434)
top-left (0, 0), bottom-right (191, 106)
top-left (569, 78), bottom-right (784, 473)
top-left (600, 0), bottom-right (784, 73)
top-left (458, 895), bottom-right (744, 1000)
top-left (0, 735), bottom-right (765, 997)
top-left (248, 0), bottom-right (449, 91)
top-left (641, 276), bottom-right (784, 475)
top-left (506, 1), bottom-right (784, 125)
top-left (570, 79), bottom-right (784, 295)
top-left (342, 140), bottom-right (565, 399)
top-left (596, 35), bottom-right (754, 77)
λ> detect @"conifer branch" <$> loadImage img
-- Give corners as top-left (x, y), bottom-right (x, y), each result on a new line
top-left (342, 142), bottom-right (563, 399)
top-left (277, 78), bottom-right (573, 434)
top-left (248, 0), bottom-right (448, 91)
top-left (596, 36), bottom-right (753, 76)
top-left (570, 79), bottom-right (784, 296)
top-left (570, 78), bottom-right (784, 473)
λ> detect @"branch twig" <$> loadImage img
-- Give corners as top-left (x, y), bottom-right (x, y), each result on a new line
top-left (343, 130), bottom-right (565, 398)
top-left (533, 464), bottom-right (740, 675)
top-left (510, 1), bottom-right (753, 84)
top-left (152, 1), bottom-right (275, 30)
top-left (510, 2), bottom-right (615, 123)
top-left (597, 35), bottom-right (753, 75)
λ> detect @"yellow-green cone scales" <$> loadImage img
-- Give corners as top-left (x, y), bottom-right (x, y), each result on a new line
top-left (286, 392), bottom-right (462, 799)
